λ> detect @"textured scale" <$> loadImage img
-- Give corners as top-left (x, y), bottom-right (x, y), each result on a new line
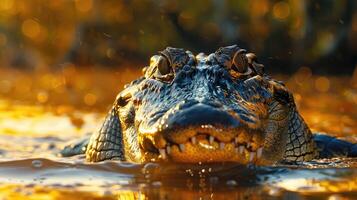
top-left (61, 45), bottom-right (356, 164)
top-left (86, 107), bottom-right (124, 162)
top-left (284, 106), bottom-right (318, 161)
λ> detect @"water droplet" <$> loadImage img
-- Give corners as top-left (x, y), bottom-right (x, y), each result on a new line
top-left (226, 180), bottom-right (237, 186)
top-left (31, 160), bottom-right (43, 168)
top-left (142, 162), bottom-right (159, 175)
top-left (152, 181), bottom-right (162, 187)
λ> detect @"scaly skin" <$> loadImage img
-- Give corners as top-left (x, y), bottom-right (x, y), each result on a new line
top-left (64, 45), bottom-right (356, 164)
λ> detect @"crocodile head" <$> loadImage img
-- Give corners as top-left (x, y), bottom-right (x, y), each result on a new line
top-left (112, 45), bottom-right (296, 164)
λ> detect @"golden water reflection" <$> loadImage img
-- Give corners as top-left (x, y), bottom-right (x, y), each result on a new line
top-left (0, 67), bottom-right (356, 199)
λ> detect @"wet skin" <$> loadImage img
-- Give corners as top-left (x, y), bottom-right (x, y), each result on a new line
top-left (62, 45), bottom-right (357, 164)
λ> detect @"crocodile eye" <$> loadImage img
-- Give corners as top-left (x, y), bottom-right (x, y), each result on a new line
top-left (149, 55), bottom-right (172, 75)
top-left (232, 49), bottom-right (248, 73)
top-left (157, 56), bottom-right (171, 75)
top-left (147, 55), bottom-right (174, 82)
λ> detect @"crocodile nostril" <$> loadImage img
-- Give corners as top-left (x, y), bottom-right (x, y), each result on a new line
top-left (182, 64), bottom-right (191, 72)
top-left (198, 99), bottom-right (222, 108)
top-left (177, 99), bottom-right (200, 110)
top-left (165, 103), bottom-right (241, 132)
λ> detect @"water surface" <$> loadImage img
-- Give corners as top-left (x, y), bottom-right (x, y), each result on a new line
top-left (0, 68), bottom-right (356, 199)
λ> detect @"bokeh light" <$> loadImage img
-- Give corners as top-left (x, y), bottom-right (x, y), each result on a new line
top-left (83, 93), bottom-right (97, 106)
top-left (273, 1), bottom-right (290, 20)
top-left (37, 91), bottom-right (49, 103)
top-left (22, 19), bottom-right (41, 39)
top-left (75, 0), bottom-right (93, 12)
top-left (315, 76), bottom-right (330, 92)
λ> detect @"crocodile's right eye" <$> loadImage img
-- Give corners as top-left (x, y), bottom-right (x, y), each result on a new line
top-left (156, 56), bottom-right (171, 75)
top-left (148, 55), bottom-right (174, 82)
top-left (229, 50), bottom-right (253, 78)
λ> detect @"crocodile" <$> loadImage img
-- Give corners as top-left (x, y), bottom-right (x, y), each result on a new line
top-left (61, 45), bottom-right (357, 165)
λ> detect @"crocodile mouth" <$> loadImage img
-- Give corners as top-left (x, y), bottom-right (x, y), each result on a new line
top-left (138, 100), bottom-right (267, 164)
top-left (139, 126), bottom-right (265, 164)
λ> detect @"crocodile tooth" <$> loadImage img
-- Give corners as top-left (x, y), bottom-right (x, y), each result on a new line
top-left (219, 142), bottom-right (225, 150)
top-left (249, 152), bottom-right (255, 162)
top-left (257, 147), bottom-right (263, 159)
top-left (191, 136), bottom-right (197, 145)
top-left (179, 144), bottom-right (185, 152)
top-left (238, 146), bottom-right (244, 154)
top-left (166, 146), bottom-right (171, 154)
top-left (159, 149), bottom-right (166, 159)
top-left (209, 136), bottom-right (214, 144)
top-left (247, 143), bottom-right (251, 148)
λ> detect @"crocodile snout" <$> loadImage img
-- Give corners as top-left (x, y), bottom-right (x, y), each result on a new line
top-left (139, 99), bottom-right (266, 163)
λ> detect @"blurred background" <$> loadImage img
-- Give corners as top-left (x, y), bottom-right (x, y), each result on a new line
top-left (0, 0), bottom-right (356, 73)
top-left (0, 0), bottom-right (356, 112)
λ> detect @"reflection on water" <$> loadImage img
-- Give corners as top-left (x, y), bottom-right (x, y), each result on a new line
top-left (0, 158), bottom-right (356, 199)
top-left (0, 159), bottom-right (261, 199)
top-left (0, 68), bottom-right (356, 199)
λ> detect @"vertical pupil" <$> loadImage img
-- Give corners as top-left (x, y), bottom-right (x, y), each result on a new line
top-left (158, 57), bottom-right (170, 75)
top-left (233, 52), bottom-right (247, 73)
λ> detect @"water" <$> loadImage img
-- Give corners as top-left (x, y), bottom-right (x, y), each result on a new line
top-left (0, 68), bottom-right (356, 199)
top-left (0, 157), bottom-right (356, 199)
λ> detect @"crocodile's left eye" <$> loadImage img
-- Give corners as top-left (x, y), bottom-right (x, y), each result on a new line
top-left (230, 50), bottom-right (253, 77)
top-left (232, 49), bottom-right (248, 73)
